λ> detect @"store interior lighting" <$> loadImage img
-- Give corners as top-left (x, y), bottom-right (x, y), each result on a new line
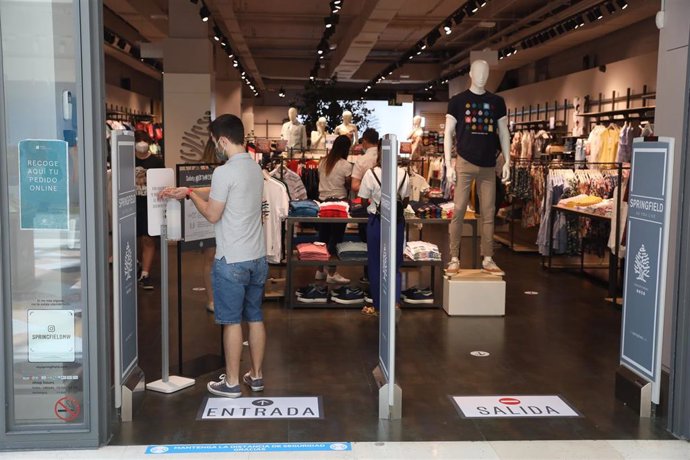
top-left (616, 0), bottom-right (628, 9)
top-left (605, 1), bottom-right (616, 14)
top-left (199, 4), bottom-right (210, 22)
top-left (594, 7), bottom-right (604, 20)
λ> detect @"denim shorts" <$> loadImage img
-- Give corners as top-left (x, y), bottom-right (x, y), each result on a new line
top-left (213, 256), bottom-right (268, 325)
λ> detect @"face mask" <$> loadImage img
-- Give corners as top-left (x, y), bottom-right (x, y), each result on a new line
top-left (135, 142), bottom-right (149, 153)
top-left (215, 140), bottom-right (228, 162)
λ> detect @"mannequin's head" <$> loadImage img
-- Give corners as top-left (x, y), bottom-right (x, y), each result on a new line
top-left (413, 115), bottom-right (423, 128)
top-left (317, 116), bottom-right (327, 131)
top-left (469, 59), bottom-right (490, 90)
top-left (288, 107), bottom-right (298, 122)
top-left (342, 110), bottom-right (353, 124)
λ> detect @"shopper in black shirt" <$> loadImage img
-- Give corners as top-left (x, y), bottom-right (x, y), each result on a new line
top-left (134, 130), bottom-right (164, 289)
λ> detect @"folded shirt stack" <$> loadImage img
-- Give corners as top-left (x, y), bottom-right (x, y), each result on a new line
top-left (336, 242), bottom-right (368, 261)
top-left (289, 200), bottom-right (320, 217)
top-left (411, 202), bottom-right (442, 219)
top-left (439, 202), bottom-right (455, 219)
top-left (404, 241), bottom-right (442, 261)
top-left (296, 242), bottom-right (330, 261)
top-left (318, 201), bottom-right (349, 218)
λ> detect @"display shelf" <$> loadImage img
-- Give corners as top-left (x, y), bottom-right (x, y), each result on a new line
top-left (578, 105), bottom-right (656, 119)
top-left (289, 256), bottom-right (443, 267)
top-left (552, 204), bottom-right (612, 221)
top-left (289, 294), bottom-right (440, 310)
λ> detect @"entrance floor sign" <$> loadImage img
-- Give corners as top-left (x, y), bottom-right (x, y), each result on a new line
top-left (198, 396), bottom-right (322, 420)
top-left (145, 442), bottom-right (351, 454)
top-left (451, 395), bottom-right (580, 418)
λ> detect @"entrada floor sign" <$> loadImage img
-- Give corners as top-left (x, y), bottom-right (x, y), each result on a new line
top-left (198, 396), bottom-right (322, 420)
top-left (451, 395), bottom-right (580, 418)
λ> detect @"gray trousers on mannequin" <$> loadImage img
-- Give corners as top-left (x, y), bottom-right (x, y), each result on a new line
top-left (449, 156), bottom-right (496, 259)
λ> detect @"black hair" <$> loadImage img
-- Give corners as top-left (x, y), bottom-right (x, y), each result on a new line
top-left (323, 135), bottom-right (352, 175)
top-left (361, 128), bottom-right (379, 145)
top-left (134, 130), bottom-right (152, 144)
top-left (209, 114), bottom-right (244, 146)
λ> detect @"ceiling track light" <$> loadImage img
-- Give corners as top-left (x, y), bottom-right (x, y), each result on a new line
top-left (213, 26), bottom-right (222, 41)
top-left (199, 4), bottom-right (210, 22)
top-left (605, 1), bottom-right (616, 14)
top-left (444, 20), bottom-right (452, 35)
top-left (616, 0), bottom-right (628, 10)
top-left (594, 7), bottom-right (603, 20)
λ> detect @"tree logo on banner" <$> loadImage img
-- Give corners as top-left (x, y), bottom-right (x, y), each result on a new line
top-left (634, 244), bottom-right (651, 283)
top-left (124, 241), bottom-right (133, 281)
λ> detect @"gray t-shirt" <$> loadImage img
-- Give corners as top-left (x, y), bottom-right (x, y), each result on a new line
top-left (209, 153), bottom-right (266, 263)
top-left (318, 158), bottom-right (353, 200)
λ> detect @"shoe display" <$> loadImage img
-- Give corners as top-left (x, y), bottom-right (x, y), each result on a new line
top-left (359, 276), bottom-right (369, 284)
top-left (331, 286), bottom-right (365, 305)
top-left (242, 372), bottom-right (264, 392)
top-left (361, 306), bottom-right (379, 317)
top-left (482, 258), bottom-right (505, 276)
top-left (296, 285), bottom-right (328, 303)
top-left (400, 287), bottom-right (417, 300)
top-left (315, 270), bottom-right (327, 280)
top-left (207, 374), bottom-right (242, 398)
top-left (445, 259), bottom-right (460, 274)
top-left (327, 272), bottom-right (350, 284)
top-left (403, 288), bottom-right (434, 304)
top-left (139, 274), bottom-right (154, 290)
top-left (363, 288), bottom-right (373, 304)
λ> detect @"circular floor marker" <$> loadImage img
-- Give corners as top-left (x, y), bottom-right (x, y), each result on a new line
top-left (192, 287), bottom-right (206, 292)
top-left (470, 351), bottom-right (490, 357)
top-left (524, 291), bottom-right (539, 295)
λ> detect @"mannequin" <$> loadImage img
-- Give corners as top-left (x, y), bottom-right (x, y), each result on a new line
top-left (444, 59), bottom-right (510, 276)
top-left (408, 115), bottom-right (424, 161)
top-left (334, 110), bottom-right (358, 144)
top-left (281, 107), bottom-right (308, 151)
top-left (310, 116), bottom-right (328, 152)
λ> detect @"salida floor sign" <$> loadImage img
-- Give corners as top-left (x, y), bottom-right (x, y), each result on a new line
top-left (198, 396), bottom-right (322, 420)
top-left (451, 395), bottom-right (580, 418)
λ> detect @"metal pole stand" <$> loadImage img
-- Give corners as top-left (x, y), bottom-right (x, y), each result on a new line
top-left (147, 221), bottom-right (195, 394)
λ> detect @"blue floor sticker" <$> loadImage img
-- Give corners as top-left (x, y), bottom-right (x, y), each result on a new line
top-left (146, 442), bottom-right (352, 454)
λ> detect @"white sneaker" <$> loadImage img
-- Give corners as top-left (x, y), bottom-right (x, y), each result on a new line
top-left (327, 272), bottom-right (350, 284)
top-left (482, 259), bottom-right (505, 276)
top-left (315, 270), bottom-right (327, 280)
top-left (446, 259), bottom-right (460, 274)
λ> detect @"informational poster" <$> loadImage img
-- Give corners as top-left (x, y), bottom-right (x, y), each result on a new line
top-left (621, 138), bottom-right (674, 404)
top-left (18, 139), bottom-right (69, 230)
top-left (178, 165), bottom-right (217, 248)
top-left (146, 168), bottom-right (175, 236)
top-left (27, 310), bottom-right (75, 363)
top-left (111, 131), bottom-right (138, 390)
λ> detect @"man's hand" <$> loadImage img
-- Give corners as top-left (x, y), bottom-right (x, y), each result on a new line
top-left (501, 163), bottom-right (511, 184)
top-left (159, 186), bottom-right (187, 200)
top-left (446, 168), bottom-right (456, 184)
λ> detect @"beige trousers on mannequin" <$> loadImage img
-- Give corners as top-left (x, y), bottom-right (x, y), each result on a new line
top-left (449, 157), bottom-right (496, 260)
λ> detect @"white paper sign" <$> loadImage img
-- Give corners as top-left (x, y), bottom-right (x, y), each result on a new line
top-left (146, 168), bottom-right (175, 236)
top-left (27, 310), bottom-right (75, 362)
top-left (451, 395), bottom-right (579, 418)
top-left (199, 397), bottom-right (322, 420)
top-left (184, 202), bottom-right (215, 242)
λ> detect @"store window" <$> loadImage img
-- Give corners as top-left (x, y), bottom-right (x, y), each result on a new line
top-left (1, 0), bottom-right (88, 430)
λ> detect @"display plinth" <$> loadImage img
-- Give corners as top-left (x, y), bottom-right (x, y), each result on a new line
top-left (443, 269), bottom-right (505, 316)
top-left (146, 375), bottom-right (195, 394)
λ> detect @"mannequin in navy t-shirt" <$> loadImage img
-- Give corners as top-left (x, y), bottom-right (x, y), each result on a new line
top-left (444, 59), bottom-right (511, 276)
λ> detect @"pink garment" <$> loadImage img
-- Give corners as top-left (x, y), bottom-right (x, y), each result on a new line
top-left (296, 243), bottom-right (330, 261)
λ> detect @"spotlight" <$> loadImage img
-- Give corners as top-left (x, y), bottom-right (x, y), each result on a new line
top-left (310, 75), bottom-right (315, 81)
top-left (594, 7), bottom-right (603, 20)
top-left (233, 60), bottom-right (239, 68)
top-left (465, 1), bottom-right (477, 16)
top-left (324, 15), bottom-right (339, 28)
top-left (444, 21), bottom-right (452, 35)
top-left (478, 0), bottom-right (487, 7)
top-left (199, 5), bottom-right (210, 22)
top-left (329, 1), bottom-right (341, 13)
top-left (616, 0), bottom-right (628, 9)
top-left (333, 0), bottom-right (342, 4)
top-left (227, 52), bottom-right (234, 59)
top-left (605, 1), bottom-right (616, 14)
top-left (419, 41), bottom-right (427, 50)
top-left (220, 37), bottom-right (228, 47)
top-left (577, 15), bottom-right (585, 27)
top-left (213, 26), bottom-right (222, 41)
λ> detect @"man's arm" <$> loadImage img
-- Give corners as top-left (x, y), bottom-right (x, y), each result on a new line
top-left (158, 186), bottom-right (222, 223)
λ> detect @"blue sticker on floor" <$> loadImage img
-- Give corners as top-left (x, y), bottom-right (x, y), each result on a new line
top-left (145, 442), bottom-right (352, 454)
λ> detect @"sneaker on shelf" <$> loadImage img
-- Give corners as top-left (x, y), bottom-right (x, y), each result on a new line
top-left (315, 270), bottom-right (327, 281)
top-left (361, 306), bottom-right (379, 317)
top-left (404, 288), bottom-right (434, 304)
top-left (445, 259), bottom-right (460, 274)
top-left (400, 287), bottom-right (418, 300)
top-left (139, 275), bottom-right (154, 290)
top-left (296, 284), bottom-right (317, 297)
top-left (327, 272), bottom-right (350, 284)
top-left (359, 276), bottom-right (369, 284)
top-left (332, 287), bottom-right (365, 305)
top-left (242, 372), bottom-right (264, 392)
top-left (206, 302), bottom-right (215, 313)
top-left (297, 285), bottom-right (328, 303)
top-left (482, 259), bottom-right (505, 276)
top-left (363, 288), bottom-right (373, 304)
top-left (207, 374), bottom-right (242, 398)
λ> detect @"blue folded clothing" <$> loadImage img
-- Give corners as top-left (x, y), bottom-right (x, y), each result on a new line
top-left (289, 200), bottom-right (320, 217)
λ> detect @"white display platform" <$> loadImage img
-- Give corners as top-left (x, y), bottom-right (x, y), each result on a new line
top-left (443, 269), bottom-right (505, 316)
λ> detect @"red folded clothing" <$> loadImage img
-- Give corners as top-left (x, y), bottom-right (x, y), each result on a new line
top-left (296, 243), bottom-right (330, 261)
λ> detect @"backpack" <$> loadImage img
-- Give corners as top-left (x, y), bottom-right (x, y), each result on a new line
top-left (372, 169), bottom-right (407, 221)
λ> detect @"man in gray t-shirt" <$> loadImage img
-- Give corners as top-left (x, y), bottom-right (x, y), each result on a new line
top-left (161, 114), bottom-right (268, 398)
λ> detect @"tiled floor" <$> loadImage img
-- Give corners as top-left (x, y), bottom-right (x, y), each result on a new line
top-left (107, 245), bottom-right (674, 445)
top-left (1, 440), bottom-right (689, 459)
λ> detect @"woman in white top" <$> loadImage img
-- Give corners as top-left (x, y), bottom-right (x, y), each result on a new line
top-left (316, 135), bottom-right (353, 283)
top-left (358, 141), bottom-right (410, 316)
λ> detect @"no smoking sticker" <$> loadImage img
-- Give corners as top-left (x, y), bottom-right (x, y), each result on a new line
top-left (54, 396), bottom-right (80, 422)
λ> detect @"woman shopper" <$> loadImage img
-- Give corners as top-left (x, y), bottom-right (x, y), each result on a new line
top-left (134, 130), bottom-right (164, 290)
top-left (357, 141), bottom-right (410, 316)
top-left (316, 134), bottom-right (353, 283)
